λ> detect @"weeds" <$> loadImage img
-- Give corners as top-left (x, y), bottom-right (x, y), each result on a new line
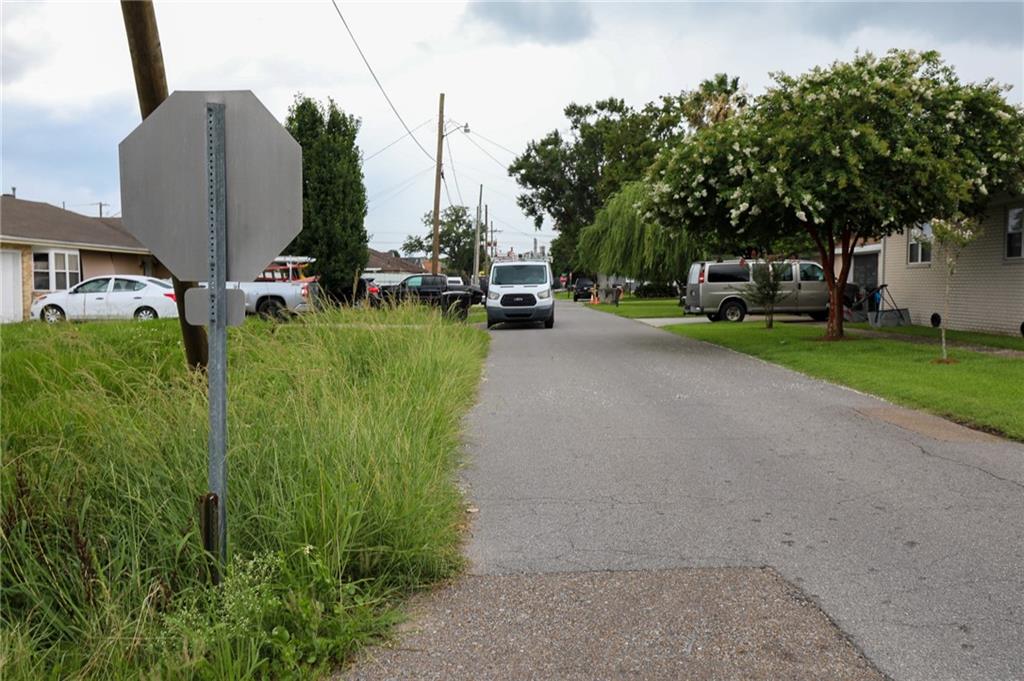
top-left (1, 305), bottom-right (488, 678)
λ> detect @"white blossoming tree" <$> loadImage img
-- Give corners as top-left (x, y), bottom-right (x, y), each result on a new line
top-left (930, 215), bottom-right (981, 361)
top-left (649, 50), bottom-right (1024, 338)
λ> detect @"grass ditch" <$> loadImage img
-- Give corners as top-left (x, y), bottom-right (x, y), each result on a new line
top-left (1, 305), bottom-right (488, 679)
top-left (665, 321), bottom-right (1024, 441)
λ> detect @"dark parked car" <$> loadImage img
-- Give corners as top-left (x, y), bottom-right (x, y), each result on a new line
top-left (571, 278), bottom-right (594, 302)
top-left (388, 274), bottom-right (482, 319)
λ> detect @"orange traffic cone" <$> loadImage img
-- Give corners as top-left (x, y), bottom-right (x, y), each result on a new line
top-left (590, 289), bottom-right (599, 304)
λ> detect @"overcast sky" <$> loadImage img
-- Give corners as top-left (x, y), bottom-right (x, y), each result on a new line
top-left (3, 1), bottom-right (1022, 257)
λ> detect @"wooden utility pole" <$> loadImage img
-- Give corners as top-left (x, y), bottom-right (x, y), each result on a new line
top-left (121, 0), bottom-right (208, 370)
top-left (431, 93), bottom-right (445, 275)
top-left (472, 184), bottom-right (483, 285)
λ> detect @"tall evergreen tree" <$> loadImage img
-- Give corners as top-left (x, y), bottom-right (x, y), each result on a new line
top-left (285, 95), bottom-right (368, 300)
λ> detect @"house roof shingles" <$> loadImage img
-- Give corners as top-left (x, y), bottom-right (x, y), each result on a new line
top-left (0, 195), bottom-right (148, 253)
top-left (366, 248), bottom-right (426, 273)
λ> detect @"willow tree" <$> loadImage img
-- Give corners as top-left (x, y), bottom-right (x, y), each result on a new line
top-left (576, 182), bottom-right (693, 283)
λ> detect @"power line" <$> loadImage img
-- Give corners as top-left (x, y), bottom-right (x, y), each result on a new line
top-left (470, 129), bottom-right (518, 156)
top-left (442, 176), bottom-right (455, 207)
top-left (329, 0), bottom-right (434, 162)
top-left (460, 130), bottom-right (510, 172)
top-left (492, 214), bottom-right (556, 238)
top-left (365, 118), bottom-right (433, 161)
top-left (368, 165), bottom-right (434, 205)
top-left (444, 132), bottom-right (465, 205)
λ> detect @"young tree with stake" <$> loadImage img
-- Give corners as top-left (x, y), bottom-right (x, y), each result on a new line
top-left (930, 215), bottom-right (981, 361)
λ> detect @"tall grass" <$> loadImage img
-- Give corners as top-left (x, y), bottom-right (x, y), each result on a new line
top-left (1, 305), bottom-right (488, 678)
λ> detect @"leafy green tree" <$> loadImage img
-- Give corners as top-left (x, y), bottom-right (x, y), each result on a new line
top-left (509, 96), bottom-right (691, 275)
top-left (285, 95), bottom-right (368, 300)
top-left (403, 205), bottom-right (478, 277)
top-left (576, 182), bottom-right (693, 283)
top-left (650, 50), bottom-right (1024, 338)
top-left (931, 215), bottom-right (982, 361)
top-left (512, 78), bottom-right (747, 277)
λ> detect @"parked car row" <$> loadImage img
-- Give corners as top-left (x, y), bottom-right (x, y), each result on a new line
top-left (30, 274), bottom-right (315, 323)
top-left (30, 270), bottom-right (485, 324)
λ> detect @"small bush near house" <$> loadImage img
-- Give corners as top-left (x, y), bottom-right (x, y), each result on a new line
top-left (1, 306), bottom-right (488, 679)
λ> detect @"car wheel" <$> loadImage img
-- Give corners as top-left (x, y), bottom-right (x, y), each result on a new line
top-left (706, 313), bottom-right (720, 322)
top-left (257, 297), bottom-right (287, 320)
top-left (809, 310), bottom-right (828, 322)
top-left (41, 305), bottom-right (66, 323)
top-left (134, 306), bottom-right (158, 321)
top-left (544, 312), bottom-right (554, 329)
top-left (721, 300), bottom-right (746, 322)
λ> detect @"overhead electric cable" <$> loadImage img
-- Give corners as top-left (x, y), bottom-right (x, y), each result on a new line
top-left (365, 117), bottom-right (433, 161)
top-left (368, 164), bottom-right (434, 204)
top-left (442, 176), bottom-right (455, 207)
top-left (329, 0), bottom-right (434, 162)
top-left (444, 132), bottom-right (465, 205)
top-left (461, 130), bottom-right (511, 171)
top-left (470, 130), bottom-right (518, 156)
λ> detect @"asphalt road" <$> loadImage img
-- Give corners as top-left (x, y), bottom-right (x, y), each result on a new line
top-left (462, 300), bottom-right (1024, 681)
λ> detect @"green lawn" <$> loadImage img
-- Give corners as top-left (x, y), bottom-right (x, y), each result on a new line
top-left (665, 321), bottom-right (1024, 441)
top-left (588, 296), bottom-right (685, 319)
top-left (847, 323), bottom-right (1024, 352)
top-left (1, 307), bottom-right (488, 679)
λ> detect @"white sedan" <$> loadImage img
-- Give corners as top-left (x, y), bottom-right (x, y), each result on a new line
top-left (31, 275), bottom-right (179, 323)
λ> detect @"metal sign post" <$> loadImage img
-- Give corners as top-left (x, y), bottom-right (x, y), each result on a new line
top-left (119, 90), bottom-right (302, 579)
top-left (206, 103), bottom-right (228, 564)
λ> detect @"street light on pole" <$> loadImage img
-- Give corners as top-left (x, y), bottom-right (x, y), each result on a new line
top-left (430, 94), bottom-right (468, 275)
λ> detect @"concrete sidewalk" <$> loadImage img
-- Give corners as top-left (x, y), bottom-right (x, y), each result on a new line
top-left (345, 569), bottom-right (883, 681)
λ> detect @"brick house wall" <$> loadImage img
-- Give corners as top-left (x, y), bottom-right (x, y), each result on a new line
top-left (879, 194), bottom-right (1024, 336)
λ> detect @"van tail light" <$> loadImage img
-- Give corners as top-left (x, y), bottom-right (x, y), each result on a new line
top-left (164, 292), bottom-right (177, 302)
top-left (698, 264), bottom-right (705, 284)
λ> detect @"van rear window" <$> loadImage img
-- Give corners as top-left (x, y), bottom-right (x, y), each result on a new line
top-left (707, 264), bottom-right (749, 283)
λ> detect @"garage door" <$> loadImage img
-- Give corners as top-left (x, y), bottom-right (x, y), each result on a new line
top-left (1, 250), bottom-right (23, 323)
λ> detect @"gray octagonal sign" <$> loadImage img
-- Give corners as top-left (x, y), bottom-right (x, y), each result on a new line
top-left (119, 90), bottom-right (302, 282)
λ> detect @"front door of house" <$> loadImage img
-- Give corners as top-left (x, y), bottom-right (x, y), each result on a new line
top-left (852, 253), bottom-right (879, 293)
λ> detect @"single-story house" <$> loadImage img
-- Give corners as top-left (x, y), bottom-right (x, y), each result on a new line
top-left (1, 194), bottom-right (169, 323)
top-left (837, 192), bottom-right (1023, 335)
top-left (361, 248), bottom-right (427, 286)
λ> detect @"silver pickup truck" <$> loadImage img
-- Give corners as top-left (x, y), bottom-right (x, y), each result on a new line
top-left (228, 280), bottom-right (316, 317)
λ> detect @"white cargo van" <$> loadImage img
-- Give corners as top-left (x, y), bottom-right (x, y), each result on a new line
top-left (485, 260), bottom-right (555, 329)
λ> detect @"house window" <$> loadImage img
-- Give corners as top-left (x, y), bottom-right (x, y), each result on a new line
top-left (908, 223), bottom-right (933, 265)
top-left (1008, 207), bottom-right (1023, 259)
top-left (32, 249), bottom-right (81, 291)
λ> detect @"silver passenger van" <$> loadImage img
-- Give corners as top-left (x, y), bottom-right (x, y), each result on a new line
top-left (684, 259), bottom-right (830, 322)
